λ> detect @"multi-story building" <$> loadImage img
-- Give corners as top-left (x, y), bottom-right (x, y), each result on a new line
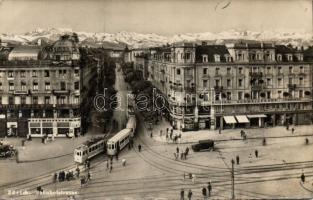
top-left (0, 36), bottom-right (96, 137)
top-left (147, 42), bottom-right (313, 131)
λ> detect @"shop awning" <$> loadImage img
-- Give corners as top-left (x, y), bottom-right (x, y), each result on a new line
top-left (236, 115), bottom-right (250, 123)
top-left (224, 116), bottom-right (237, 124)
top-left (247, 114), bottom-right (267, 118)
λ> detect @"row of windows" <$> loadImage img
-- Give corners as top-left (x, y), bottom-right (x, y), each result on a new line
top-left (173, 66), bottom-right (305, 76)
top-left (0, 69), bottom-right (79, 78)
top-left (0, 96), bottom-right (79, 105)
top-left (0, 81), bottom-right (79, 91)
top-left (202, 77), bottom-right (306, 88)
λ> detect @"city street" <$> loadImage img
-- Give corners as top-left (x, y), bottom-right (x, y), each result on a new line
top-left (1, 62), bottom-right (313, 200)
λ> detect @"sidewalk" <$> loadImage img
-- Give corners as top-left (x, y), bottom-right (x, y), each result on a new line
top-left (148, 118), bottom-right (313, 144)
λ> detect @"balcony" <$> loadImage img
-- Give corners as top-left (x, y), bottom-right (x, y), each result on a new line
top-left (249, 72), bottom-right (263, 77)
top-left (288, 84), bottom-right (296, 90)
top-left (52, 89), bottom-right (70, 95)
top-left (14, 90), bottom-right (29, 95)
top-left (251, 84), bottom-right (263, 91)
top-left (214, 86), bottom-right (223, 92)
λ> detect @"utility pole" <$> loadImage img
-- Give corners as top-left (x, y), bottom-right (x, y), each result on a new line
top-left (231, 159), bottom-right (235, 200)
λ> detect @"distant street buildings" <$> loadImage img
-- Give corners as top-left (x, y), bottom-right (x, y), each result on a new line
top-left (0, 34), bottom-right (96, 137)
top-left (124, 42), bottom-right (313, 131)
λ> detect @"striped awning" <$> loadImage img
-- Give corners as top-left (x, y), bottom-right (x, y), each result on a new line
top-left (236, 115), bottom-right (250, 123)
top-left (247, 114), bottom-right (267, 118)
top-left (224, 116), bottom-right (237, 124)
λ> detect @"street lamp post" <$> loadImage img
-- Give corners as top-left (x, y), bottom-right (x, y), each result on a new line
top-left (219, 92), bottom-right (223, 134)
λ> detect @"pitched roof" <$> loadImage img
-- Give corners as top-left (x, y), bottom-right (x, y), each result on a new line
top-left (195, 45), bottom-right (229, 62)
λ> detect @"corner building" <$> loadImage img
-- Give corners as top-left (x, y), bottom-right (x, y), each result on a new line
top-left (147, 42), bottom-right (313, 131)
top-left (0, 37), bottom-right (96, 137)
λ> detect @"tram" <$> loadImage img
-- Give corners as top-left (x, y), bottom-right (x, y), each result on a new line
top-left (126, 116), bottom-right (136, 137)
top-left (107, 128), bottom-right (132, 156)
top-left (74, 137), bottom-right (106, 164)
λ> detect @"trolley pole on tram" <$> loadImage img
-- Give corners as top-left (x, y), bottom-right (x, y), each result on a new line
top-left (231, 159), bottom-right (235, 200)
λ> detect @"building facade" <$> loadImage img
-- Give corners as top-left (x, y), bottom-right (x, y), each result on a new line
top-left (147, 42), bottom-right (313, 131)
top-left (0, 36), bottom-right (96, 137)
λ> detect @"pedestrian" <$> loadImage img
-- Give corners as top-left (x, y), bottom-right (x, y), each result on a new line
top-left (292, 128), bottom-right (295, 134)
top-left (183, 173), bottom-right (186, 181)
top-left (207, 181), bottom-right (212, 197)
top-left (166, 128), bottom-right (169, 134)
top-left (138, 144), bottom-right (142, 152)
top-left (202, 187), bottom-right (207, 200)
top-left (150, 131), bottom-right (153, 138)
top-left (185, 147), bottom-right (189, 156)
top-left (255, 150), bottom-right (259, 158)
top-left (87, 160), bottom-right (90, 169)
top-left (170, 132), bottom-right (173, 140)
top-left (176, 146), bottom-right (179, 154)
top-left (263, 138), bottom-right (267, 146)
top-left (122, 158), bottom-right (126, 166)
top-left (240, 130), bottom-right (244, 137)
top-left (184, 152), bottom-right (187, 160)
top-left (166, 133), bottom-right (169, 141)
top-left (187, 189), bottom-right (193, 200)
top-left (53, 173), bottom-right (58, 183)
top-left (87, 171), bottom-right (91, 181)
top-left (301, 172), bottom-right (305, 183)
top-left (181, 152), bottom-right (184, 160)
top-left (192, 174), bottom-right (196, 184)
top-left (189, 173), bottom-right (192, 179)
top-left (236, 155), bottom-right (240, 165)
top-left (76, 167), bottom-right (80, 178)
top-left (286, 123), bottom-right (289, 130)
top-left (109, 165), bottom-right (113, 173)
top-left (305, 138), bottom-right (309, 145)
top-left (180, 188), bottom-right (185, 200)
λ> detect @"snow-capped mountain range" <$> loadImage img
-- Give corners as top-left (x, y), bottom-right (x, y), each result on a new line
top-left (0, 28), bottom-right (312, 49)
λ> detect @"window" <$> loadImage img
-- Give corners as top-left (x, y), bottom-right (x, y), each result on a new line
top-left (238, 92), bottom-right (243, 100)
top-left (20, 71), bottom-right (26, 78)
top-left (21, 82), bottom-right (26, 91)
top-left (287, 54), bottom-right (293, 61)
top-left (9, 96), bottom-right (14, 104)
top-left (227, 79), bottom-right (231, 87)
top-left (32, 96), bottom-right (38, 104)
top-left (176, 69), bottom-right (181, 75)
top-left (74, 81), bottom-right (79, 90)
top-left (44, 70), bottom-right (50, 77)
top-left (226, 92), bottom-right (231, 100)
top-left (44, 96), bottom-right (50, 104)
top-left (0, 82), bottom-right (2, 91)
top-left (289, 66), bottom-right (293, 73)
top-left (0, 97), bottom-right (2, 104)
top-left (215, 79), bottom-right (220, 87)
top-left (21, 96), bottom-right (26, 105)
top-left (202, 55), bottom-right (208, 63)
top-left (203, 68), bottom-right (207, 75)
top-left (278, 91), bottom-right (282, 98)
top-left (74, 96), bottom-right (79, 104)
top-left (215, 68), bottom-right (220, 75)
top-left (8, 71), bottom-right (14, 78)
top-left (74, 69), bottom-right (79, 76)
top-left (267, 67), bottom-right (271, 74)
top-left (33, 82), bottom-right (38, 91)
top-left (288, 77), bottom-right (292, 84)
top-left (299, 77), bottom-right (303, 85)
top-left (267, 78), bottom-right (272, 86)
top-left (238, 79), bottom-right (243, 87)
top-left (277, 54), bottom-right (282, 61)
top-left (203, 80), bottom-right (208, 88)
top-left (57, 96), bottom-right (66, 104)
top-left (45, 82), bottom-right (51, 91)
top-left (299, 90), bottom-right (303, 98)
top-left (9, 82), bottom-right (14, 91)
top-left (238, 67), bottom-right (243, 74)
top-left (300, 66), bottom-right (304, 73)
top-left (32, 70), bottom-right (37, 77)
top-left (60, 82), bottom-right (66, 90)
top-left (267, 91), bottom-right (271, 99)
top-left (278, 78), bottom-right (282, 86)
top-left (278, 67), bottom-right (282, 74)
top-left (227, 68), bottom-right (231, 74)
top-left (0, 71), bottom-right (4, 78)
top-left (214, 54), bottom-right (220, 62)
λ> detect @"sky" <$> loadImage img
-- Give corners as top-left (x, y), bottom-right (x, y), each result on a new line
top-left (0, 0), bottom-right (311, 35)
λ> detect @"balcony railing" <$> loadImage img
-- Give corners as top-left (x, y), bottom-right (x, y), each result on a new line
top-left (288, 84), bottom-right (297, 90)
top-left (52, 89), bottom-right (70, 94)
top-left (0, 103), bottom-right (80, 109)
top-left (251, 84), bottom-right (264, 91)
top-left (214, 86), bottom-right (223, 92)
top-left (249, 72), bottom-right (263, 77)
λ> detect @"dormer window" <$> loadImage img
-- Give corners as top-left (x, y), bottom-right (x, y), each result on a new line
top-left (225, 54), bottom-right (232, 62)
top-left (287, 54), bottom-right (293, 61)
top-left (277, 54), bottom-right (282, 61)
top-left (214, 54), bottom-right (220, 62)
top-left (202, 55), bottom-right (208, 63)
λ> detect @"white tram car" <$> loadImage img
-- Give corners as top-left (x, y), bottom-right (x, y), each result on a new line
top-left (74, 137), bottom-right (106, 164)
top-left (107, 128), bottom-right (132, 156)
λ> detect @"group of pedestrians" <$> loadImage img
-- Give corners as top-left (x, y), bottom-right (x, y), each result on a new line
top-left (235, 149), bottom-right (259, 165)
top-left (180, 181), bottom-right (212, 200)
top-left (174, 146), bottom-right (189, 160)
top-left (164, 128), bottom-right (181, 143)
